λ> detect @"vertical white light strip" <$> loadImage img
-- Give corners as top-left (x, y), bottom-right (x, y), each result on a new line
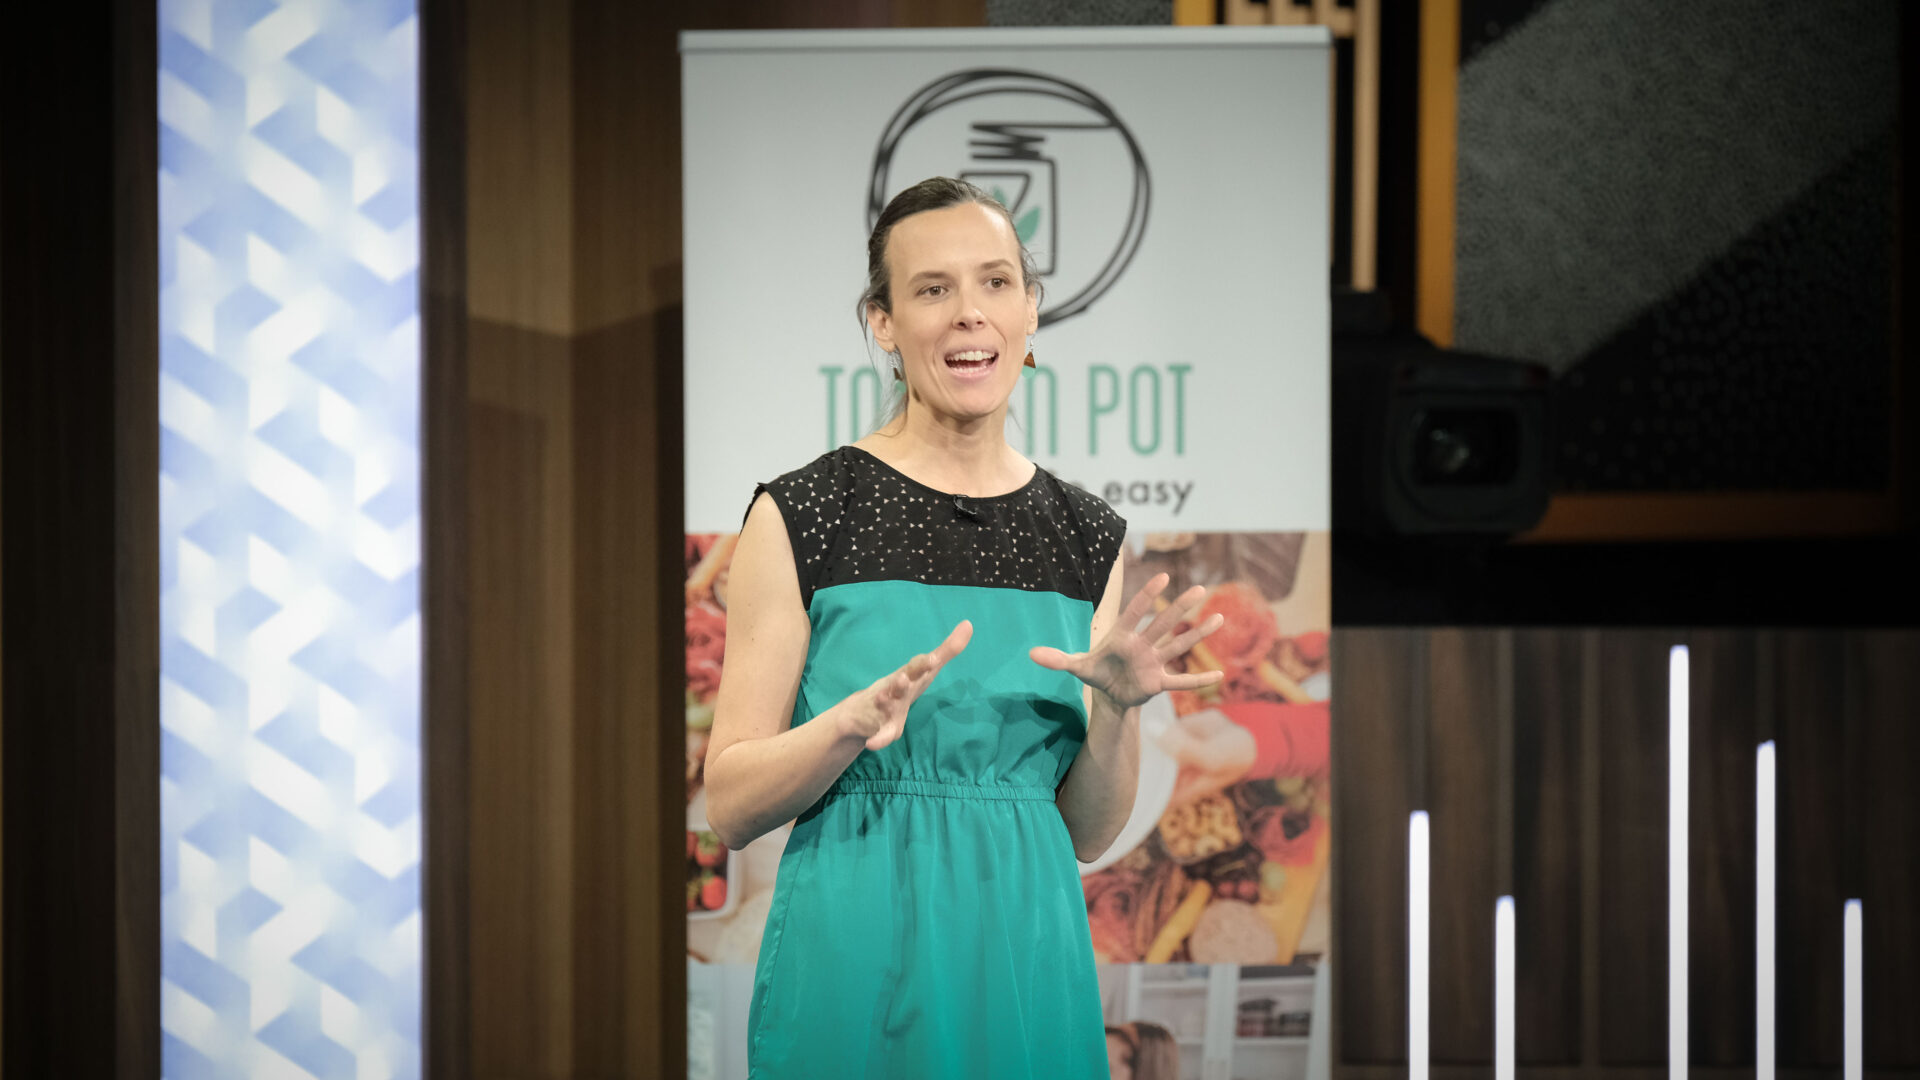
top-left (1669, 645), bottom-right (1689, 1079)
top-left (1495, 896), bottom-right (1515, 1080)
top-left (1757, 741), bottom-right (1777, 1080)
top-left (1410, 811), bottom-right (1430, 1080)
top-left (1845, 899), bottom-right (1863, 1080)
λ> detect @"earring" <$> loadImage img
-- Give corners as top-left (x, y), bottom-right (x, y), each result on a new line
top-left (1023, 336), bottom-right (1036, 368)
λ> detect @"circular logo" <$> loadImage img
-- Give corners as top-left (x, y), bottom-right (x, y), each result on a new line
top-left (868, 69), bottom-right (1151, 329)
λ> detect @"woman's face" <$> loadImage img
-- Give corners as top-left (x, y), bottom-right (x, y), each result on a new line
top-left (1105, 1032), bottom-right (1134, 1080)
top-left (868, 202), bottom-right (1039, 426)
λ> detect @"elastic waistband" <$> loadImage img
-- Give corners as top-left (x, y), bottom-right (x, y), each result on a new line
top-left (825, 778), bottom-right (1055, 803)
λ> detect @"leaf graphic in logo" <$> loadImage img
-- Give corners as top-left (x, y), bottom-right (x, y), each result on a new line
top-left (990, 185), bottom-right (1011, 208)
top-left (1014, 205), bottom-right (1040, 244)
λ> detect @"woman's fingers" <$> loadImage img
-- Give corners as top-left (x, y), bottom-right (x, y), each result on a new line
top-left (1156, 612), bottom-right (1225, 662)
top-left (865, 622), bottom-right (976, 751)
top-left (1028, 645), bottom-right (1081, 672)
top-left (1139, 583), bottom-right (1209, 645)
top-left (896, 621), bottom-right (973, 689)
top-left (1116, 573), bottom-right (1170, 636)
top-left (1162, 668), bottom-right (1226, 692)
top-left (932, 620), bottom-right (974, 665)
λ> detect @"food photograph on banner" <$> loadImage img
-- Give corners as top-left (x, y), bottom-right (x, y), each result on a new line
top-left (681, 27), bottom-right (1329, 1080)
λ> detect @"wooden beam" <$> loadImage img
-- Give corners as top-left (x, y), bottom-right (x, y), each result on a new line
top-left (1351, 0), bottom-right (1380, 290)
top-left (1416, 0), bottom-right (1458, 346)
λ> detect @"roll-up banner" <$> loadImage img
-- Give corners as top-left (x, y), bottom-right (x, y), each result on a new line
top-left (682, 28), bottom-right (1330, 1078)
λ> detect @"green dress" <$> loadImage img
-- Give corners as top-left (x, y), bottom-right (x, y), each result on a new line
top-left (746, 446), bottom-right (1124, 1079)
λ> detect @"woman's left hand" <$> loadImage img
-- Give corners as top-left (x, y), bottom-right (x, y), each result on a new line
top-left (1030, 573), bottom-right (1226, 710)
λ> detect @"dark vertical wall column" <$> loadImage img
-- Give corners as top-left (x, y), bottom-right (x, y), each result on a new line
top-left (0, 0), bottom-right (160, 1076)
top-left (422, 0), bottom-right (472, 1077)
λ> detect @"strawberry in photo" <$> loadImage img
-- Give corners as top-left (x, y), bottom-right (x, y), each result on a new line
top-left (699, 872), bottom-right (727, 911)
top-left (694, 831), bottom-right (727, 868)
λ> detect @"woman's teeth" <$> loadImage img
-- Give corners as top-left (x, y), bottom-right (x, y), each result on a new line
top-left (946, 350), bottom-right (996, 369)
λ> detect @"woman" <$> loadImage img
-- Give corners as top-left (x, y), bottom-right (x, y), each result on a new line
top-left (703, 177), bottom-right (1225, 1078)
top-left (1128, 1021), bottom-right (1182, 1080)
top-left (1105, 1021), bottom-right (1180, 1080)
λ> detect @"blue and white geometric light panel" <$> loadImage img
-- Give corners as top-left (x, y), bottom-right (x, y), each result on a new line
top-left (159, 1), bottom-right (422, 1076)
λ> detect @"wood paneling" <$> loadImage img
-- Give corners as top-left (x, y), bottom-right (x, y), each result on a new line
top-left (466, 328), bottom-right (576, 1080)
top-left (1773, 630), bottom-right (1846, 1067)
top-left (1594, 631), bottom-right (1672, 1064)
top-left (1428, 630), bottom-right (1499, 1061)
top-left (1688, 631), bottom-right (1757, 1065)
top-left (1332, 628), bottom-right (1414, 1064)
top-left (466, 0), bottom-right (575, 334)
top-left (1512, 630), bottom-right (1582, 1063)
top-left (1333, 628), bottom-right (1920, 1077)
top-left (570, 316), bottom-right (685, 1076)
top-left (1850, 632), bottom-right (1920, 1068)
top-left (567, 4), bottom-right (682, 1073)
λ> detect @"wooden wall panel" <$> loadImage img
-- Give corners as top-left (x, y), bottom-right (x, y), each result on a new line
top-left (1687, 631), bottom-right (1757, 1065)
top-left (468, 395), bottom-right (576, 1079)
top-left (1428, 629), bottom-right (1500, 1062)
top-left (570, 318), bottom-right (684, 1077)
top-left (1774, 630), bottom-right (1846, 1066)
top-left (1851, 631), bottom-right (1920, 1068)
top-left (1333, 628), bottom-right (1415, 1064)
top-left (466, 0), bottom-right (574, 335)
top-left (1593, 631), bottom-right (1671, 1064)
top-left (566, 4), bottom-right (682, 1074)
top-left (1511, 629), bottom-right (1583, 1063)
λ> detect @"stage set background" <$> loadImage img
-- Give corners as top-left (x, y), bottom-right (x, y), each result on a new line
top-left (3, 2), bottom-right (1915, 1079)
top-left (680, 27), bottom-right (1333, 1080)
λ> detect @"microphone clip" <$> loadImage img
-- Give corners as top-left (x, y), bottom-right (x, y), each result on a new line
top-left (952, 494), bottom-right (979, 520)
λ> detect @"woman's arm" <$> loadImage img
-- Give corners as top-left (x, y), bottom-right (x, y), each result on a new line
top-left (703, 493), bottom-right (970, 850)
top-left (1054, 557), bottom-right (1137, 861)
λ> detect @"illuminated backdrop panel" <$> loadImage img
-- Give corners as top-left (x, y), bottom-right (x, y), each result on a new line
top-left (158, 1), bottom-right (422, 1076)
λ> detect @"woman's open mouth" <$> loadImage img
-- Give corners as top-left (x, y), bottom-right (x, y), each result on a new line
top-left (944, 349), bottom-right (998, 379)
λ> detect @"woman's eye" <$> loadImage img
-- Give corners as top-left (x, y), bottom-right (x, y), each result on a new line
top-left (922, 285), bottom-right (945, 297)
top-left (988, 276), bottom-right (1008, 288)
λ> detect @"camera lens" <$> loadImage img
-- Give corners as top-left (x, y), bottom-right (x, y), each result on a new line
top-left (1412, 409), bottom-right (1518, 486)
top-left (1425, 426), bottom-right (1474, 477)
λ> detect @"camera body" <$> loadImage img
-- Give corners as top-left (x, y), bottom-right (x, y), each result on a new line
top-left (1334, 333), bottom-right (1551, 537)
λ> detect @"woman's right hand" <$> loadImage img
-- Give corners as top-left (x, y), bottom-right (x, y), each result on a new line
top-left (839, 621), bottom-right (973, 750)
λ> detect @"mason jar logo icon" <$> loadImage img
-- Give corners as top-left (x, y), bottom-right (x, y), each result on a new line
top-left (867, 69), bottom-right (1151, 328)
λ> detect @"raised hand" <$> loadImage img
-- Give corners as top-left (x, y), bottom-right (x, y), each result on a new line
top-left (1029, 573), bottom-right (1225, 710)
top-left (841, 620), bottom-right (974, 751)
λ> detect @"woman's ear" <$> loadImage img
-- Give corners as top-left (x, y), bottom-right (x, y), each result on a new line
top-left (867, 303), bottom-right (896, 355)
top-left (1025, 287), bottom-right (1040, 335)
